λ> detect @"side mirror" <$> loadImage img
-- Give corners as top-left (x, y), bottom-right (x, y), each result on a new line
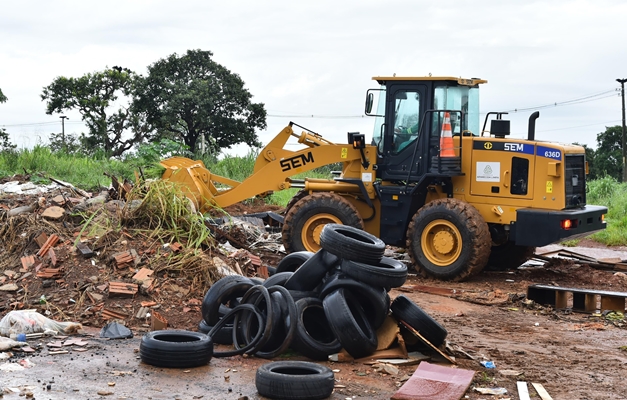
top-left (365, 92), bottom-right (374, 115)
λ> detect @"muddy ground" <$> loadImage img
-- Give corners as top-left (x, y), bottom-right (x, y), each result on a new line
top-left (1, 177), bottom-right (627, 399)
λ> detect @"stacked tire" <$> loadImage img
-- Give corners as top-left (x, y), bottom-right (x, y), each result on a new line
top-left (199, 223), bottom-right (445, 361)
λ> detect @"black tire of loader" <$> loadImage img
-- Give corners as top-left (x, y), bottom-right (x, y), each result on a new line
top-left (282, 192), bottom-right (364, 254)
top-left (406, 198), bottom-right (491, 281)
top-left (255, 361), bottom-right (335, 400)
top-left (140, 330), bottom-right (213, 368)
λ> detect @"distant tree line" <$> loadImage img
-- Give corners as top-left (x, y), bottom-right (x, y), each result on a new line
top-left (574, 125), bottom-right (625, 182)
top-left (36, 49), bottom-right (266, 158)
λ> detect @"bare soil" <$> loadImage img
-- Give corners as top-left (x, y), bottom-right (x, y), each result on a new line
top-left (1, 178), bottom-right (626, 399)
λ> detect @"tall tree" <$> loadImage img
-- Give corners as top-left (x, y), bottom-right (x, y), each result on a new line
top-left (0, 89), bottom-right (15, 151)
top-left (41, 67), bottom-right (150, 157)
top-left (133, 50), bottom-right (266, 154)
top-left (573, 142), bottom-right (597, 180)
top-left (593, 125), bottom-right (623, 181)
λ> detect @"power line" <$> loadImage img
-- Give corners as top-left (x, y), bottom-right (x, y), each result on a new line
top-left (502, 90), bottom-right (617, 113)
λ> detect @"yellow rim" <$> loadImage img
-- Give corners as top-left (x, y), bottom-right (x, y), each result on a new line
top-left (301, 213), bottom-right (342, 252)
top-left (420, 219), bottom-right (462, 266)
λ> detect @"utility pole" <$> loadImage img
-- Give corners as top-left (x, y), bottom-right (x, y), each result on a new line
top-left (617, 79), bottom-right (627, 182)
top-left (60, 115), bottom-right (68, 152)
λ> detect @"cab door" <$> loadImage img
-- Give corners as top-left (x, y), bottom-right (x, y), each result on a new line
top-left (378, 83), bottom-right (430, 182)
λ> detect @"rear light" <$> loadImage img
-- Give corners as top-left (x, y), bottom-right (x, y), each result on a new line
top-left (561, 219), bottom-right (578, 230)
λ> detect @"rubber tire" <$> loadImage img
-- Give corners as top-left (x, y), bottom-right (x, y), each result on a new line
top-left (255, 286), bottom-right (298, 359)
top-left (276, 251), bottom-right (315, 274)
top-left (323, 288), bottom-right (377, 359)
top-left (284, 189), bottom-right (310, 215)
top-left (140, 330), bottom-right (213, 368)
top-left (391, 295), bottom-right (448, 347)
top-left (319, 223), bottom-right (385, 264)
top-left (263, 271), bottom-right (293, 288)
top-left (282, 192), bottom-right (364, 254)
top-left (319, 273), bottom-right (389, 329)
top-left (486, 242), bottom-right (536, 271)
top-left (406, 198), bottom-right (491, 281)
top-left (291, 297), bottom-right (342, 360)
top-left (339, 257), bottom-right (408, 290)
top-left (202, 275), bottom-right (254, 325)
top-left (284, 249), bottom-right (339, 291)
top-left (256, 361), bottom-right (335, 400)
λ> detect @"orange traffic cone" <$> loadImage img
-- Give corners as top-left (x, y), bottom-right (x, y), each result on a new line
top-left (439, 112), bottom-right (456, 157)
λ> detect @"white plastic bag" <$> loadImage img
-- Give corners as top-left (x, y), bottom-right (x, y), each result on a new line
top-left (0, 310), bottom-right (82, 337)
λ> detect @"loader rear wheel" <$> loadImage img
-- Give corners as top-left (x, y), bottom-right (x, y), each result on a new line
top-left (486, 242), bottom-right (535, 271)
top-left (406, 198), bottom-right (491, 281)
top-left (282, 192), bottom-right (364, 253)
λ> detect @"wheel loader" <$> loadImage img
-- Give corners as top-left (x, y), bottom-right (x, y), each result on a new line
top-left (160, 76), bottom-right (607, 281)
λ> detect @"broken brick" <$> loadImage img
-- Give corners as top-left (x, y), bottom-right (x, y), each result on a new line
top-left (150, 311), bottom-right (167, 331)
top-left (36, 268), bottom-right (63, 279)
top-left (101, 308), bottom-right (130, 320)
top-left (170, 242), bottom-right (183, 252)
top-left (35, 232), bottom-right (49, 248)
top-left (132, 268), bottom-right (154, 283)
top-left (48, 248), bottom-right (57, 266)
top-left (20, 255), bottom-right (36, 270)
top-left (37, 234), bottom-right (59, 257)
top-left (108, 281), bottom-right (138, 297)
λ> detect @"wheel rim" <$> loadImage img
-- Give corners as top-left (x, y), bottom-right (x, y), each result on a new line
top-left (301, 213), bottom-right (342, 252)
top-left (421, 219), bottom-right (462, 266)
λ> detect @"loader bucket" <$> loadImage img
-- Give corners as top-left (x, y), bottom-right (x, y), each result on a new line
top-left (160, 157), bottom-right (219, 212)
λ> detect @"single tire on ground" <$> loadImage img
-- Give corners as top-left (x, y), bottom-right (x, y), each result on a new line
top-left (319, 223), bottom-right (386, 264)
top-left (486, 242), bottom-right (536, 271)
top-left (406, 198), bottom-right (491, 281)
top-left (282, 192), bottom-right (364, 254)
top-left (391, 295), bottom-right (448, 347)
top-left (255, 361), bottom-right (335, 400)
top-left (291, 297), bottom-right (342, 360)
top-left (140, 330), bottom-right (213, 368)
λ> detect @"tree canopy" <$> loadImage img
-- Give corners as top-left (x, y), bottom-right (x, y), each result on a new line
top-left (592, 125), bottom-right (623, 181)
top-left (41, 66), bottom-right (152, 157)
top-left (133, 49), bottom-right (267, 154)
top-left (0, 88), bottom-right (7, 103)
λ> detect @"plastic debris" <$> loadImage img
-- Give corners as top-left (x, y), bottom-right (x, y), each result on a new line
top-left (474, 387), bottom-right (508, 395)
top-left (0, 310), bottom-right (82, 337)
top-left (100, 322), bottom-right (133, 339)
top-left (480, 360), bottom-right (496, 368)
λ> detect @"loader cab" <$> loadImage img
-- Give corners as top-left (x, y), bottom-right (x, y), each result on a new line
top-left (366, 77), bottom-right (486, 182)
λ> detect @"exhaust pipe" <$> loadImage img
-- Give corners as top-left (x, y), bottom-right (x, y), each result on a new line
top-left (528, 111), bottom-right (540, 141)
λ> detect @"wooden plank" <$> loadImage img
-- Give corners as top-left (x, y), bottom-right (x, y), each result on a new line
top-left (517, 381), bottom-right (531, 400)
top-left (531, 382), bottom-right (554, 400)
top-left (101, 308), bottom-right (129, 320)
top-left (600, 295), bottom-right (626, 312)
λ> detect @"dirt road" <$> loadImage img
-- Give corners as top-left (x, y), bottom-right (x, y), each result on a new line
top-left (2, 258), bottom-right (627, 400)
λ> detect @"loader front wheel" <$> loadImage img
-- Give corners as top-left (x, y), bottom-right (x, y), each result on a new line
top-left (406, 198), bottom-right (491, 281)
top-left (282, 193), bottom-right (364, 253)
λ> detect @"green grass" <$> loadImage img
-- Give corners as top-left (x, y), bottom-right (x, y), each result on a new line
top-left (586, 176), bottom-right (627, 246)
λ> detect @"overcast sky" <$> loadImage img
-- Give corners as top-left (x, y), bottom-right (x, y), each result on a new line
top-left (1, 0), bottom-right (626, 155)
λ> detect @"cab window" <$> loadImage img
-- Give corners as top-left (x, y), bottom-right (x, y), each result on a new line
top-left (392, 90), bottom-right (420, 154)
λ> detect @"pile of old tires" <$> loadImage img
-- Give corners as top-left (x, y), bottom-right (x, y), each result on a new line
top-left (199, 223), bottom-right (416, 360)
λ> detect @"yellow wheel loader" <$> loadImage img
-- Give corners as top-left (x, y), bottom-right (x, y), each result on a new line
top-left (161, 76), bottom-right (607, 281)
